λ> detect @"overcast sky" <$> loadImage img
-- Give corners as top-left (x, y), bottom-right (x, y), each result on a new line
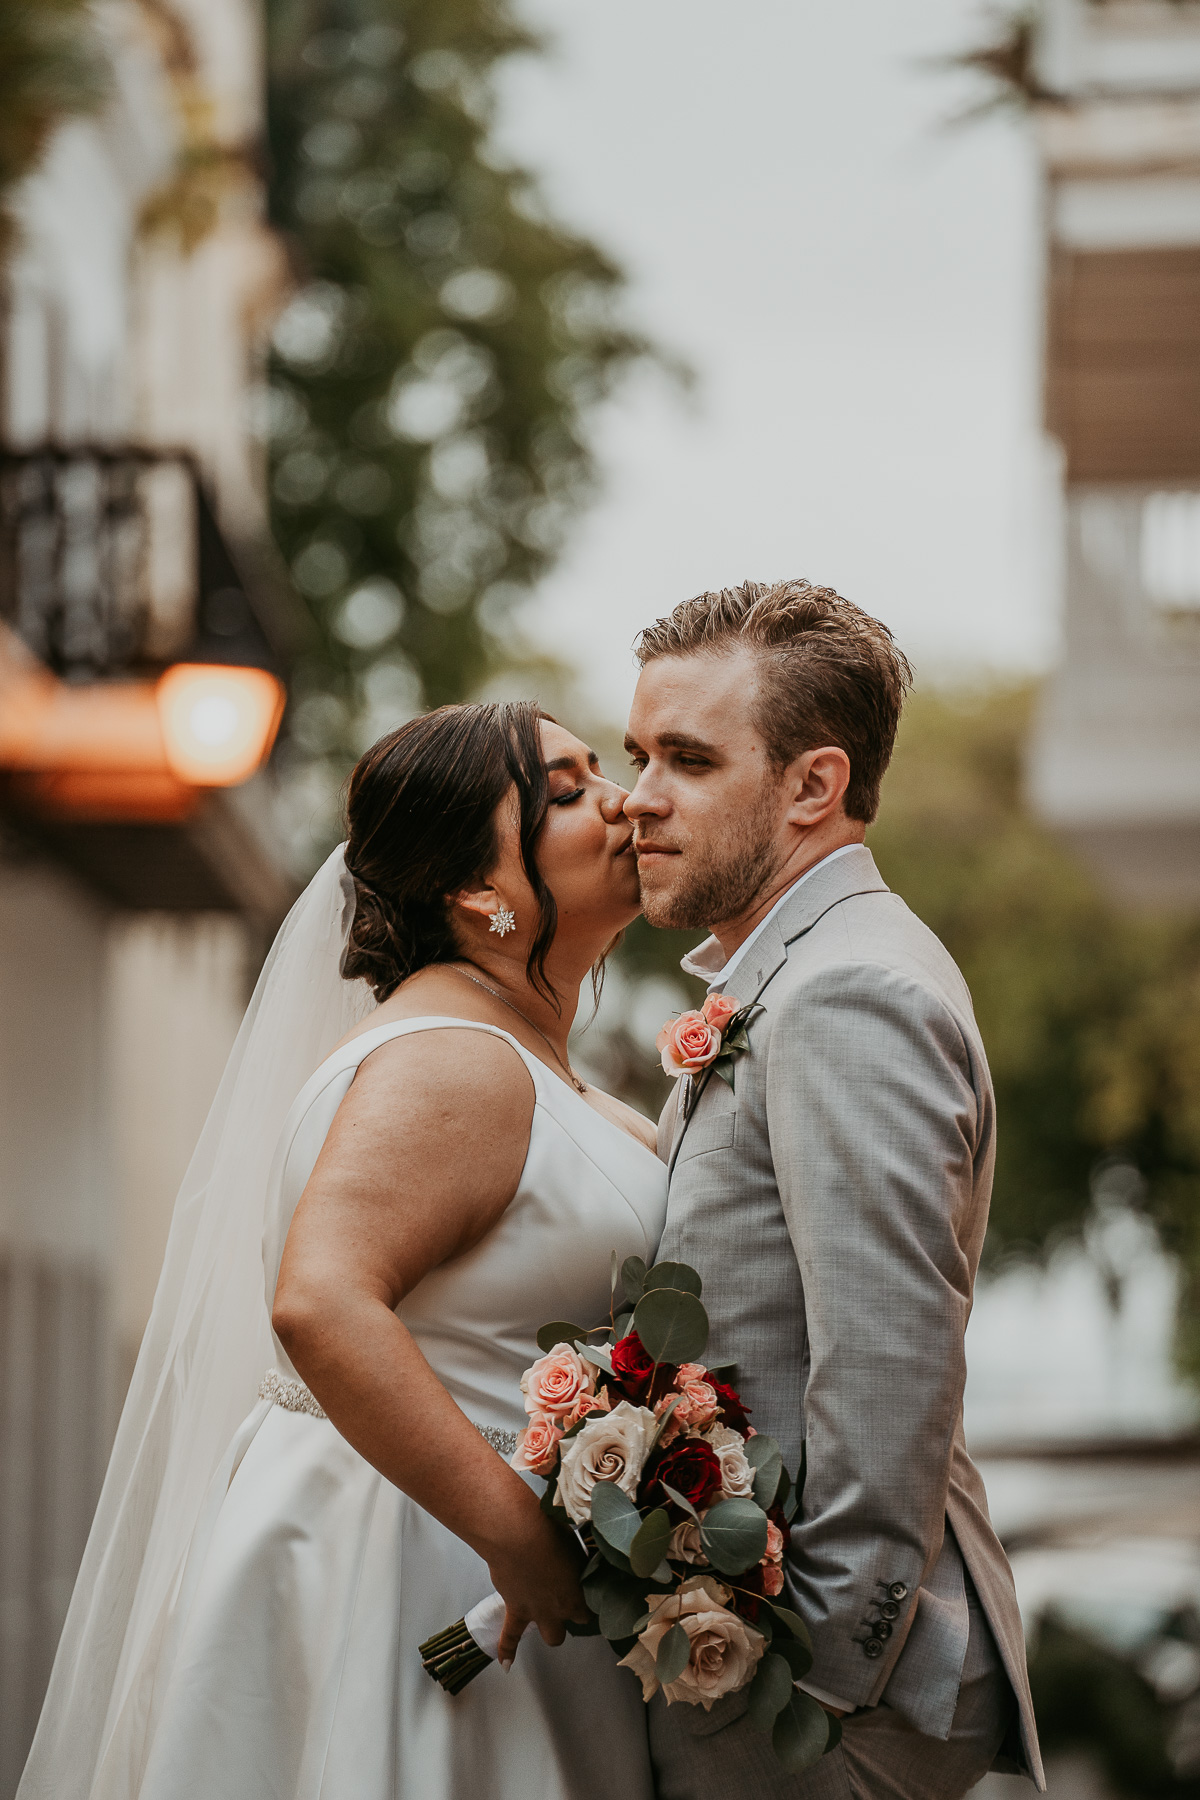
top-left (491, 0), bottom-right (1057, 723)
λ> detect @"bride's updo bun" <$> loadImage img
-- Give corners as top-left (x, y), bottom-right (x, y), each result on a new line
top-left (342, 701), bottom-right (557, 1004)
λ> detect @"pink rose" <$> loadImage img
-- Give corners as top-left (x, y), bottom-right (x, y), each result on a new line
top-left (656, 1011), bottom-right (722, 1079)
top-left (521, 1343), bottom-right (594, 1419)
top-left (702, 993), bottom-right (740, 1033)
top-left (511, 1412), bottom-right (563, 1475)
top-left (653, 1392), bottom-right (686, 1447)
top-left (764, 1520), bottom-right (784, 1562)
top-left (674, 1378), bottom-right (719, 1430)
top-left (676, 1362), bottom-right (709, 1384)
top-left (563, 1385), bottom-right (613, 1431)
top-left (761, 1562), bottom-right (785, 1597)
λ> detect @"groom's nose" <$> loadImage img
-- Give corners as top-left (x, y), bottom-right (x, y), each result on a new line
top-left (622, 773), bottom-right (665, 820)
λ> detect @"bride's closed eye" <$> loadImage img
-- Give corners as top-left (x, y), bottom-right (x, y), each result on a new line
top-left (550, 787), bottom-right (585, 806)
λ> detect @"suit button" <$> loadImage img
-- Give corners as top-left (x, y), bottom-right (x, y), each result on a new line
top-left (874, 1621), bottom-right (892, 1640)
top-left (880, 1602), bottom-right (899, 1621)
top-left (888, 1583), bottom-right (908, 1602)
top-left (863, 1638), bottom-right (884, 1659)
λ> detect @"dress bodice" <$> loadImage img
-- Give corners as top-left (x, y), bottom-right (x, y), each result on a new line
top-left (263, 1017), bottom-right (667, 1433)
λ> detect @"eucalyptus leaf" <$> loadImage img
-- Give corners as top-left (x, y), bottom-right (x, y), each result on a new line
top-left (593, 1533), bottom-right (632, 1573)
top-left (744, 1434), bottom-right (783, 1510)
top-left (655, 1621), bottom-right (691, 1686)
top-left (632, 1287), bottom-right (709, 1365)
top-left (714, 1062), bottom-right (735, 1088)
top-left (597, 1580), bottom-right (652, 1642)
top-left (621, 1255), bottom-right (647, 1306)
top-left (766, 1601), bottom-right (813, 1654)
top-left (771, 1690), bottom-right (830, 1773)
top-left (659, 1480), bottom-right (700, 1524)
top-left (535, 1321), bottom-right (589, 1354)
top-left (629, 1508), bottom-right (672, 1579)
top-left (823, 1712), bottom-right (843, 1754)
top-left (746, 1652), bottom-right (795, 1731)
top-left (579, 1342), bottom-right (615, 1376)
top-left (642, 1261), bottom-right (703, 1298)
top-left (612, 1311), bottom-right (633, 1341)
top-left (709, 1363), bottom-right (738, 1384)
top-left (772, 1635), bottom-right (813, 1681)
top-left (699, 1497), bottom-right (768, 1576)
top-left (582, 1560), bottom-right (643, 1635)
top-left (590, 1480), bottom-right (642, 1558)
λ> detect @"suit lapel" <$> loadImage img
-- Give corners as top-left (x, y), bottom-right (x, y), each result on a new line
top-left (663, 847), bottom-right (890, 1178)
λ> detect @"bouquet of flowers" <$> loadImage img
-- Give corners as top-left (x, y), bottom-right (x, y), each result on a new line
top-left (419, 1256), bottom-right (839, 1774)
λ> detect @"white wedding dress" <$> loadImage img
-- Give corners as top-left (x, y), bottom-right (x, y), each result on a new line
top-left (131, 1017), bottom-right (667, 1800)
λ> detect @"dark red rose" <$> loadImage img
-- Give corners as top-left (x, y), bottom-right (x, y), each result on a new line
top-left (644, 1439), bottom-right (723, 1513)
top-left (711, 1379), bottom-right (751, 1435)
top-left (610, 1332), bottom-right (657, 1400)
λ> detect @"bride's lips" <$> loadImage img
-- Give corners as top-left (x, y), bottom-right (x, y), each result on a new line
top-left (613, 834), bottom-right (636, 858)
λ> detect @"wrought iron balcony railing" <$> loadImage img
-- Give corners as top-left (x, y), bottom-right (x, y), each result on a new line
top-left (0, 446), bottom-right (278, 682)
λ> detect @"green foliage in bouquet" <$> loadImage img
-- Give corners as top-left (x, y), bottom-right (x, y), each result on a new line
top-left (533, 1256), bottom-right (838, 1775)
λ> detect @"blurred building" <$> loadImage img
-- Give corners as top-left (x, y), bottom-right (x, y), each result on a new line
top-left (1027, 0), bottom-right (1200, 907)
top-left (0, 1), bottom-right (300, 1786)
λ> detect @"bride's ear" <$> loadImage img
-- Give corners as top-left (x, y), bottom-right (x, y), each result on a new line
top-left (451, 882), bottom-right (504, 928)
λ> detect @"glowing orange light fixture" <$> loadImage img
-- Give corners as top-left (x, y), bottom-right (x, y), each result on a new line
top-left (156, 664), bottom-right (285, 787)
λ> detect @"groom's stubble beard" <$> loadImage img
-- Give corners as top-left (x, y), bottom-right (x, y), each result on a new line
top-left (636, 778), bottom-right (785, 932)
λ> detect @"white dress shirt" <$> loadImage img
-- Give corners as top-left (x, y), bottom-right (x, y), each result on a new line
top-left (678, 839), bottom-right (861, 1716)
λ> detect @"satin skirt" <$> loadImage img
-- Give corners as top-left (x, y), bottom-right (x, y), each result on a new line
top-left (136, 1402), bottom-right (655, 1800)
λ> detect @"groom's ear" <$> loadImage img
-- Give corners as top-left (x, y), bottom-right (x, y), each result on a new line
top-left (783, 746), bottom-right (852, 827)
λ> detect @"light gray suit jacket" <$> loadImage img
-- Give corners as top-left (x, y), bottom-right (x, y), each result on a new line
top-left (656, 847), bottom-right (1043, 1785)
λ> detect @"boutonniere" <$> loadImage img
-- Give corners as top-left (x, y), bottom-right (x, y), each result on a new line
top-left (655, 993), bottom-right (763, 1096)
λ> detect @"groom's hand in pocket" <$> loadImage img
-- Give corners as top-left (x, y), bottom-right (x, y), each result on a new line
top-left (488, 1505), bottom-right (588, 1668)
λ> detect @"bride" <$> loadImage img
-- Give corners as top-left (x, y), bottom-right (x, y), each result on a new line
top-left (20, 701), bottom-right (667, 1800)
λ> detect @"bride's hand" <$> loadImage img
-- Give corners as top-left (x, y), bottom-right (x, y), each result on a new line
top-left (487, 1510), bottom-right (589, 1667)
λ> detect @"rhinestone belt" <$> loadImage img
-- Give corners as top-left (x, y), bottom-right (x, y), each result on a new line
top-left (258, 1372), bottom-right (518, 1456)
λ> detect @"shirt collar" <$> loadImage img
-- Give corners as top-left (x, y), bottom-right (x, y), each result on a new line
top-left (679, 844), bottom-right (861, 994)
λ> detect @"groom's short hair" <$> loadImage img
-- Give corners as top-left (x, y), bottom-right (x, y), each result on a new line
top-left (634, 579), bottom-right (912, 823)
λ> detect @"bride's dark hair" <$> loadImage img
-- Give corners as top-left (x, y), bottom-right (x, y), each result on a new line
top-left (342, 701), bottom-right (559, 1005)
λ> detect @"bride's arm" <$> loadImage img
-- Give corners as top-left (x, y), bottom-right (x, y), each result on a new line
top-left (272, 1028), bottom-right (587, 1662)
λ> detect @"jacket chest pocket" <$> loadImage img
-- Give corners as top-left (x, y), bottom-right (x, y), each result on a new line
top-left (674, 1082), bottom-right (737, 1164)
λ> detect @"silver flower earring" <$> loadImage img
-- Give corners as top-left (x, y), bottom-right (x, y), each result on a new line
top-left (489, 907), bottom-right (516, 938)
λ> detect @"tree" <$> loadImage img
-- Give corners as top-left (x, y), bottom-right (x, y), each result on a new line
top-left (868, 686), bottom-right (1200, 1376)
top-left (264, 0), bottom-right (668, 850)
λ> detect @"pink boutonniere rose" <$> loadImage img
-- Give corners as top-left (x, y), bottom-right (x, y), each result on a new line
top-left (656, 995), bottom-right (763, 1090)
top-left (656, 1010), bottom-right (723, 1078)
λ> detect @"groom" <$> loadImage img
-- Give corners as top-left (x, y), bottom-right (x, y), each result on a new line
top-left (623, 580), bottom-right (1044, 1799)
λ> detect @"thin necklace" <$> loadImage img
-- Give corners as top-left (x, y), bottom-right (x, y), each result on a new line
top-left (448, 965), bottom-right (587, 1095)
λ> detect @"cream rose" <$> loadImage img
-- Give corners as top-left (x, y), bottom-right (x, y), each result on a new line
top-left (668, 1518), bottom-right (708, 1565)
top-left (618, 1576), bottom-right (765, 1708)
top-left (705, 1424), bottom-right (755, 1499)
top-left (656, 1011), bottom-right (722, 1078)
top-left (554, 1400), bottom-right (657, 1525)
top-left (521, 1343), bottom-right (593, 1420)
top-left (511, 1412), bottom-right (563, 1475)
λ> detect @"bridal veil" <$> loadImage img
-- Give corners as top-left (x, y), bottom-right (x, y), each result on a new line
top-left (19, 846), bottom-right (375, 1799)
